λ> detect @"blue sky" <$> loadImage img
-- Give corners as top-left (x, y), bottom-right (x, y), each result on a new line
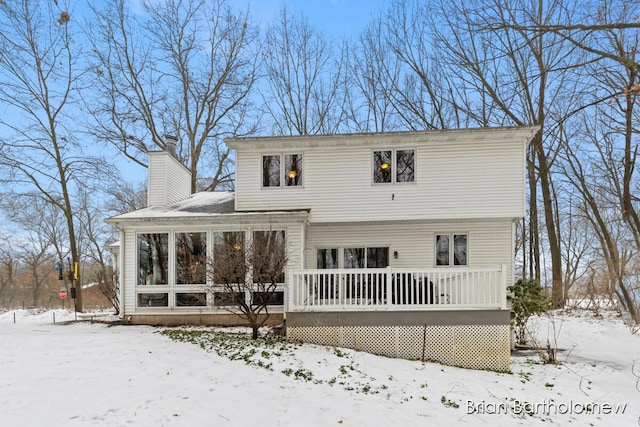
top-left (1, 0), bottom-right (391, 213)
top-left (236, 0), bottom-right (388, 37)
top-left (117, 0), bottom-right (390, 185)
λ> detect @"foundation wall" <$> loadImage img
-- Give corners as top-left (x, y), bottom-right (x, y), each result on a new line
top-left (286, 309), bottom-right (510, 372)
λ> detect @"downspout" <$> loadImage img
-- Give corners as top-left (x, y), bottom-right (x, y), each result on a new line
top-left (114, 225), bottom-right (126, 320)
top-left (300, 221), bottom-right (306, 269)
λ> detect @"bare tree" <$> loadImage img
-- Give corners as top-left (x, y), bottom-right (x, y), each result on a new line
top-left (559, 115), bottom-right (639, 323)
top-left (87, 0), bottom-right (259, 192)
top-left (558, 202), bottom-right (597, 299)
top-left (261, 8), bottom-right (347, 135)
top-left (91, 265), bottom-right (119, 315)
top-left (0, 0), bottom-right (109, 311)
top-left (585, 12), bottom-right (640, 251)
top-left (1, 195), bottom-right (79, 307)
top-left (416, 0), bottom-right (591, 307)
top-left (104, 181), bottom-right (148, 216)
top-left (77, 189), bottom-right (120, 313)
top-left (0, 240), bottom-right (17, 308)
top-left (208, 230), bottom-right (287, 339)
top-left (16, 234), bottom-right (56, 307)
top-left (550, 0), bottom-right (640, 321)
top-left (379, 0), bottom-right (463, 130)
top-left (344, 19), bottom-right (401, 132)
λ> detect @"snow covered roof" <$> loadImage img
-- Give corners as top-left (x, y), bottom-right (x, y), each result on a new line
top-left (106, 191), bottom-right (309, 224)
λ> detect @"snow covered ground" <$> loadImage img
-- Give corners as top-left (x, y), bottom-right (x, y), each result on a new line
top-left (0, 308), bottom-right (638, 426)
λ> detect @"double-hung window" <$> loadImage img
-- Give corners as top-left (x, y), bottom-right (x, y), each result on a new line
top-left (262, 153), bottom-right (303, 187)
top-left (373, 149), bottom-right (415, 184)
top-left (435, 233), bottom-right (468, 266)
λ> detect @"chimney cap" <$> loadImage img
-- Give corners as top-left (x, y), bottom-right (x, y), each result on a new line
top-left (165, 134), bottom-right (178, 156)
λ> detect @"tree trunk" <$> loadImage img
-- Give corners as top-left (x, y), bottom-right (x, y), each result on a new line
top-left (534, 132), bottom-right (563, 308)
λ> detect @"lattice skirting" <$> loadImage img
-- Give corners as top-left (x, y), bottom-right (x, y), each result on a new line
top-left (287, 324), bottom-right (510, 372)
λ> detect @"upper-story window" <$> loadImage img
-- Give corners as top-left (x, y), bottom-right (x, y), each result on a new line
top-left (262, 153), bottom-right (303, 187)
top-left (373, 149), bottom-right (415, 184)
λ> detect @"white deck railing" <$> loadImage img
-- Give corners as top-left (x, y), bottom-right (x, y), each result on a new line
top-left (287, 265), bottom-right (507, 311)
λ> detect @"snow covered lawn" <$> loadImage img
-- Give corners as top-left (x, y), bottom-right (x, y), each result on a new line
top-left (0, 309), bottom-right (638, 426)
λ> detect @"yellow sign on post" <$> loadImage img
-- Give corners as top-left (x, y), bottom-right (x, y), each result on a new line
top-left (74, 262), bottom-right (79, 280)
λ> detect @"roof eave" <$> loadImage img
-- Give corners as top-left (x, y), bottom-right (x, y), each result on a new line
top-left (105, 210), bottom-right (310, 227)
top-left (225, 126), bottom-right (541, 150)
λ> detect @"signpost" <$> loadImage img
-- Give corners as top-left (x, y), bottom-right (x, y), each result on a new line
top-left (59, 286), bottom-right (67, 309)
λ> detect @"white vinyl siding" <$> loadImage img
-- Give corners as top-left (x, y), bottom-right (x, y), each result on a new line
top-left (233, 129), bottom-right (530, 222)
top-left (304, 220), bottom-right (513, 285)
top-left (119, 222), bottom-right (302, 316)
top-left (147, 151), bottom-right (191, 207)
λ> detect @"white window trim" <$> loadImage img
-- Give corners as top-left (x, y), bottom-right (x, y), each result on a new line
top-left (174, 231), bottom-right (208, 286)
top-left (317, 246), bottom-right (390, 269)
top-left (316, 247), bottom-right (340, 269)
top-left (434, 233), bottom-right (469, 267)
top-left (174, 291), bottom-right (209, 308)
top-left (136, 230), bottom-right (213, 309)
top-left (135, 291), bottom-right (170, 309)
top-left (133, 228), bottom-right (289, 310)
top-left (136, 231), bottom-right (171, 288)
top-left (372, 148), bottom-right (416, 185)
top-left (261, 152), bottom-right (304, 189)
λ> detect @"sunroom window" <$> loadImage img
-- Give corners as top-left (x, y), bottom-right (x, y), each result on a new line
top-left (175, 292), bottom-right (207, 307)
top-left (175, 232), bottom-right (207, 285)
top-left (373, 149), bottom-right (415, 184)
top-left (435, 234), bottom-right (468, 266)
top-left (137, 293), bottom-right (168, 307)
top-left (137, 233), bottom-right (168, 286)
top-left (253, 230), bottom-right (286, 284)
top-left (212, 231), bottom-right (245, 284)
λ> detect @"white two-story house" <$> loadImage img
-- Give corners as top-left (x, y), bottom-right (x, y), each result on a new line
top-left (106, 127), bottom-right (538, 371)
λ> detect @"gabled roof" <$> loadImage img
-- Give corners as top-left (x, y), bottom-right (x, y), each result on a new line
top-left (105, 191), bottom-right (309, 224)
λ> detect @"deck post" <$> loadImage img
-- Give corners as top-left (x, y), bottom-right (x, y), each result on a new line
top-left (386, 267), bottom-right (392, 310)
top-left (499, 264), bottom-right (507, 309)
top-left (284, 269), bottom-right (291, 316)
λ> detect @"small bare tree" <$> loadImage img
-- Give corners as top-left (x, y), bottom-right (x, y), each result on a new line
top-left (261, 8), bottom-right (347, 135)
top-left (208, 230), bottom-right (287, 339)
top-left (92, 266), bottom-right (119, 314)
top-left (87, 0), bottom-right (259, 192)
top-left (0, 240), bottom-right (17, 309)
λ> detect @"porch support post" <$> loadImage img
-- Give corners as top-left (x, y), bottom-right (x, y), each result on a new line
top-left (499, 264), bottom-right (507, 309)
top-left (386, 267), bottom-right (392, 310)
top-left (118, 229), bottom-right (125, 317)
top-left (284, 269), bottom-right (291, 318)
